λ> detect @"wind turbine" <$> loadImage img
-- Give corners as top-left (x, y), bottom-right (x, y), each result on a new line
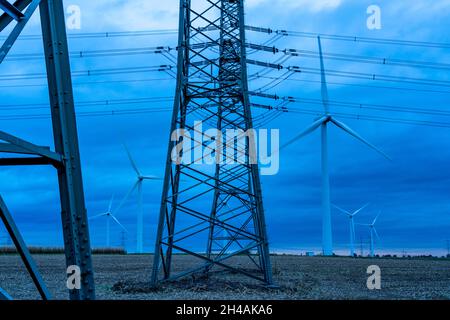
top-left (333, 203), bottom-right (370, 256)
top-left (279, 36), bottom-right (390, 256)
top-left (90, 196), bottom-right (128, 247)
top-left (114, 145), bottom-right (160, 254)
top-left (359, 212), bottom-right (381, 257)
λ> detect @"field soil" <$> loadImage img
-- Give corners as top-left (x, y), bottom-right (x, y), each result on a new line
top-left (0, 254), bottom-right (449, 300)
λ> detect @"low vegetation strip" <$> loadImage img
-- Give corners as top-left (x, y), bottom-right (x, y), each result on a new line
top-left (0, 246), bottom-right (126, 255)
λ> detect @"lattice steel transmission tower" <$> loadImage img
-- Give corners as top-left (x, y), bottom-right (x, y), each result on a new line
top-left (0, 0), bottom-right (95, 300)
top-left (151, 0), bottom-right (273, 286)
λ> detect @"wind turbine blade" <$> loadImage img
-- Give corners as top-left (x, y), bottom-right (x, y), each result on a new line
top-left (373, 227), bottom-right (380, 240)
top-left (89, 213), bottom-right (107, 220)
top-left (278, 115), bottom-right (329, 151)
top-left (108, 195), bottom-right (114, 212)
top-left (318, 36), bottom-right (330, 114)
top-left (373, 211), bottom-right (381, 225)
top-left (353, 203), bottom-right (370, 216)
top-left (331, 203), bottom-right (352, 216)
top-left (113, 181), bottom-right (139, 215)
top-left (330, 118), bottom-right (391, 161)
top-left (123, 143), bottom-right (141, 177)
top-left (142, 175), bottom-right (163, 181)
top-left (111, 215), bottom-right (128, 233)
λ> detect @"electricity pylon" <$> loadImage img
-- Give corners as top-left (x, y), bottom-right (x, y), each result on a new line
top-left (151, 0), bottom-right (273, 286)
top-left (0, 0), bottom-right (95, 300)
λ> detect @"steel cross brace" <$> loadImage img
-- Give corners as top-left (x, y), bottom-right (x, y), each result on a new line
top-left (0, 0), bottom-right (40, 63)
top-left (0, 0), bottom-right (25, 21)
top-left (0, 0), bottom-right (32, 31)
top-left (0, 287), bottom-right (13, 300)
top-left (0, 196), bottom-right (52, 300)
top-left (0, 130), bottom-right (62, 166)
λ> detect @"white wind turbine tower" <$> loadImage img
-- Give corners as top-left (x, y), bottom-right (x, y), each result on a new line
top-left (359, 212), bottom-right (381, 257)
top-left (333, 203), bottom-right (370, 256)
top-left (279, 37), bottom-right (390, 256)
top-left (90, 196), bottom-right (128, 247)
top-left (114, 145), bottom-right (160, 254)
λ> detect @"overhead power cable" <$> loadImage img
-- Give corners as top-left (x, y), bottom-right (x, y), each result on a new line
top-left (0, 77), bottom-right (175, 88)
top-left (1, 103), bottom-right (450, 129)
top-left (288, 107), bottom-right (450, 129)
top-left (0, 97), bottom-right (173, 110)
top-left (5, 60), bottom-right (447, 88)
top-left (247, 44), bottom-right (450, 71)
top-left (0, 29), bottom-right (178, 41)
top-left (6, 25), bottom-right (448, 50)
top-left (256, 75), bottom-right (450, 95)
top-left (250, 92), bottom-right (450, 118)
top-left (288, 97), bottom-right (450, 118)
top-left (4, 46), bottom-right (173, 61)
top-left (0, 107), bottom-right (172, 121)
top-left (8, 42), bottom-right (448, 72)
top-left (246, 26), bottom-right (450, 49)
top-left (0, 65), bottom-right (174, 81)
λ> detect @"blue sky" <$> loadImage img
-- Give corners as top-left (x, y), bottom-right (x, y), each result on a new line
top-left (1, 0), bottom-right (450, 256)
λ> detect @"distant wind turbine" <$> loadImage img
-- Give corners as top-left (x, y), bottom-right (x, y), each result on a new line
top-left (358, 212), bottom-right (381, 257)
top-left (279, 36), bottom-right (390, 256)
top-left (90, 195), bottom-right (128, 247)
top-left (333, 203), bottom-right (370, 256)
top-left (114, 144), bottom-right (160, 254)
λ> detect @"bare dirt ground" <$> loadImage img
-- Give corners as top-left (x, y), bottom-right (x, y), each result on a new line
top-left (0, 254), bottom-right (449, 300)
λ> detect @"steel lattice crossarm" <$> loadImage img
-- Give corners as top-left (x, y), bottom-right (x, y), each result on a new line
top-left (151, 0), bottom-right (273, 286)
top-left (0, 0), bottom-right (95, 300)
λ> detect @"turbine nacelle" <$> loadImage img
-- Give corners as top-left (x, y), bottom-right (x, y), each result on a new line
top-left (333, 203), bottom-right (370, 218)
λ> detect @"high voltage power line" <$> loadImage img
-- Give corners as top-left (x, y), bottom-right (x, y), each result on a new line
top-left (2, 27), bottom-right (449, 129)
top-left (6, 44), bottom-right (450, 72)
top-left (257, 76), bottom-right (450, 95)
top-left (2, 73), bottom-right (449, 96)
top-left (0, 97), bottom-right (173, 110)
top-left (246, 26), bottom-right (450, 49)
top-left (289, 108), bottom-right (450, 128)
top-left (284, 66), bottom-right (450, 88)
top-left (0, 77), bottom-right (175, 88)
top-left (0, 29), bottom-right (178, 41)
top-left (1, 96), bottom-right (450, 128)
top-left (1, 105), bottom-right (449, 128)
top-left (0, 65), bottom-right (174, 81)
top-left (286, 97), bottom-right (450, 117)
top-left (3, 25), bottom-right (449, 50)
top-left (273, 47), bottom-right (450, 71)
top-left (2, 94), bottom-right (449, 118)
top-left (0, 107), bottom-right (172, 121)
top-left (2, 75), bottom-right (450, 96)
top-left (4, 46), bottom-right (173, 61)
top-left (2, 62), bottom-right (449, 88)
